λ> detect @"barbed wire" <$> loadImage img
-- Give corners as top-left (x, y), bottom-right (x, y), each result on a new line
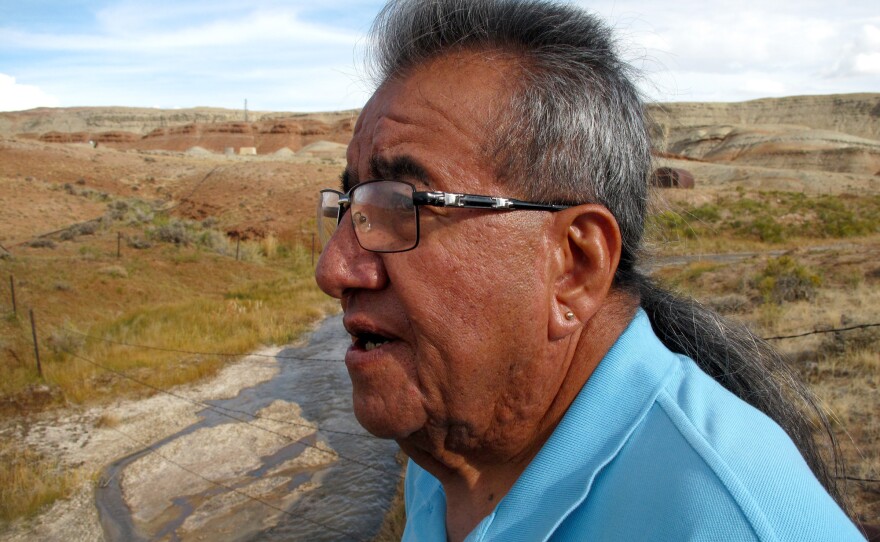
top-left (60, 346), bottom-right (404, 480)
top-left (104, 423), bottom-right (366, 542)
top-left (836, 475), bottom-right (880, 484)
top-left (61, 327), bottom-right (344, 363)
top-left (60, 320), bottom-right (880, 360)
top-left (762, 322), bottom-right (880, 341)
top-left (26, 320), bottom-right (402, 539)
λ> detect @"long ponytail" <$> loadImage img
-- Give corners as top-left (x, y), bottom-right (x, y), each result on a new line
top-left (628, 272), bottom-right (847, 509)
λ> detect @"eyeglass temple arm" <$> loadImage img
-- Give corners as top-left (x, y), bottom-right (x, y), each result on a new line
top-left (414, 191), bottom-right (569, 211)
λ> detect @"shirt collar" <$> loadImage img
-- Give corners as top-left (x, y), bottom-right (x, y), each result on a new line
top-left (473, 309), bottom-right (679, 541)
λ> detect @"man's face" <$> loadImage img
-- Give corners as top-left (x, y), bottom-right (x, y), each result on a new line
top-left (315, 52), bottom-right (568, 459)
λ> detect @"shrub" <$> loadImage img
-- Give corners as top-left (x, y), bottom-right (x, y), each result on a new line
top-left (59, 221), bottom-right (101, 241)
top-left (750, 216), bottom-right (785, 243)
top-left (753, 256), bottom-right (822, 304)
top-left (27, 239), bottom-right (56, 249)
top-left (688, 204), bottom-right (721, 222)
top-left (47, 327), bottom-right (84, 356)
top-left (812, 199), bottom-right (872, 238)
top-left (648, 210), bottom-right (698, 240)
top-left (103, 199), bottom-right (155, 225)
top-left (98, 265), bottom-right (128, 278)
top-left (126, 236), bottom-right (152, 249)
top-left (707, 293), bottom-right (751, 314)
top-left (148, 219), bottom-right (193, 246)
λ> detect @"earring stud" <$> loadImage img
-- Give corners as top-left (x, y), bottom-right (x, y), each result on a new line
top-left (565, 311), bottom-right (575, 321)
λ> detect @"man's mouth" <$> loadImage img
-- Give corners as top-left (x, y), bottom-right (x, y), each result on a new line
top-left (352, 331), bottom-right (393, 352)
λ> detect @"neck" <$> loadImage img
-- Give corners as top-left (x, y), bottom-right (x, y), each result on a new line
top-left (400, 297), bottom-right (636, 542)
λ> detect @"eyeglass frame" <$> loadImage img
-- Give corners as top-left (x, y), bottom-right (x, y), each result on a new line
top-left (319, 179), bottom-right (572, 253)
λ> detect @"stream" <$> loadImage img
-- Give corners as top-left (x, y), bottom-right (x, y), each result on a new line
top-left (95, 315), bottom-right (401, 541)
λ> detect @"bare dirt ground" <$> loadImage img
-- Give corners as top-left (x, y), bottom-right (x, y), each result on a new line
top-left (0, 136), bottom-right (344, 249)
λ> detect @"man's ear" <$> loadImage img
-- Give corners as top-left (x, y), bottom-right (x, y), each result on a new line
top-left (548, 204), bottom-right (622, 340)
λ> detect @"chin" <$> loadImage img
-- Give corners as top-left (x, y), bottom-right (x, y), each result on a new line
top-left (352, 389), bottom-right (425, 440)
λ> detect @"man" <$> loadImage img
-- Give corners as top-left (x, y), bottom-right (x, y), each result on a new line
top-left (315, 1), bottom-right (864, 540)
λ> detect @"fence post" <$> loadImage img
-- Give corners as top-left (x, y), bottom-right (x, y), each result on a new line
top-left (236, 238), bottom-right (241, 261)
top-left (9, 274), bottom-right (15, 316)
top-left (117, 232), bottom-right (122, 259)
top-left (30, 309), bottom-right (42, 378)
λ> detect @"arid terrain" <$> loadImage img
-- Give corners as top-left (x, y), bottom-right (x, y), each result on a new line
top-left (1, 93), bottom-right (878, 540)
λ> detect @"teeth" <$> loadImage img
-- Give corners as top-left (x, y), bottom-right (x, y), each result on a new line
top-left (364, 339), bottom-right (389, 351)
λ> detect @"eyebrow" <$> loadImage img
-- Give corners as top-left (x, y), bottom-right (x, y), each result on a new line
top-left (340, 169), bottom-right (354, 192)
top-left (340, 155), bottom-right (431, 193)
top-left (370, 155), bottom-right (431, 186)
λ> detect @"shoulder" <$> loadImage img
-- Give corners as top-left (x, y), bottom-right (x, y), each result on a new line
top-left (572, 355), bottom-right (862, 541)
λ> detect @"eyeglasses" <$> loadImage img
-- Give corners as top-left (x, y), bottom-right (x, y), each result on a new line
top-left (318, 180), bottom-right (571, 253)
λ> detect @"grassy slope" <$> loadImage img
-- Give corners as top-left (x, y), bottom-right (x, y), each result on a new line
top-left (650, 187), bottom-right (880, 527)
top-left (0, 207), bottom-right (336, 525)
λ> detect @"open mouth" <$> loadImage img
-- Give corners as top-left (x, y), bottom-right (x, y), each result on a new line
top-left (353, 332), bottom-right (393, 352)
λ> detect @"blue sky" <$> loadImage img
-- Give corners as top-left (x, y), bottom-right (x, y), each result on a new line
top-left (1, 0), bottom-right (878, 112)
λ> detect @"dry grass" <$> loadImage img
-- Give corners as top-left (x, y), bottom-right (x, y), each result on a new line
top-left (0, 229), bottom-right (334, 409)
top-left (0, 441), bottom-right (83, 527)
top-left (0, 222), bottom-right (335, 528)
top-left (261, 233), bottom-right (279, 259)
top-left (650, 200), bottom-right (880, 526)
top-left (647, 187), bottom-right (880, 255)
top-left (371, 452), bottom-right (408, 542)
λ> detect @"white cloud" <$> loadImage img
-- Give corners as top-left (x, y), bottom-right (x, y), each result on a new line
top-left (2, 1), bottom-right (878, 108)
top-left (0, 3), bottom-right (368, 111)
top-left (739, 76), bottom-right (787, 96)
top-left (0, 10), bottom-right (357, 53)
top-left (579, 0), bottom-right (880, 101)
top-left (0, 74), bottom-right (60, 111)
top-left (853, 52), bottom-right (880, 75)
top-left (827, 24), bottom-right (880, 77)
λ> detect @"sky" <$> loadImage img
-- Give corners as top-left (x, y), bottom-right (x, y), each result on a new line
top-left (1, 0), bottom-right (878, 112)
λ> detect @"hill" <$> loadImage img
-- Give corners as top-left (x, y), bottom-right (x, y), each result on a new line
top-left (1, 93), bottom-right (878, 249)
top-left (0, 107), bottom-right (358, 155)
top-left (649, 93), bottom-right (880, 176)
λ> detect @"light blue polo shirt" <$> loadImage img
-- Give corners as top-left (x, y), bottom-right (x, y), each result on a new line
top-left (402, 310), bottom-right (863, 541)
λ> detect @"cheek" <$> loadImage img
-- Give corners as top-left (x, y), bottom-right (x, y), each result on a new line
top-left (393, 216), bottom-right (552, 408)
top-left (400, 219), bottom-right (543, 338)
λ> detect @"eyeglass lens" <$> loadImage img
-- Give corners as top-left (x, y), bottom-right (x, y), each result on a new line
top-left (318, 190), bottom-right (340, 249)
top-left (318, 181), bottom-right (419, 253)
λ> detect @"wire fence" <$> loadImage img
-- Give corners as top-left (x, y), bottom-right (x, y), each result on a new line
top-left (61, 321), bottom-right (880, 351)
top-left (52, 319), bottom-right (880, 493)
top-left (2, 276), bottom-right (879, 539)
top-left (42, 325), bottom-right (402, 540)
top-left (31, 329), bottom-right (404, 541)
top-left (762, 322), bottom-right (880, 341)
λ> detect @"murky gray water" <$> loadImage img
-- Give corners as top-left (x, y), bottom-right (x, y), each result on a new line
top-left (96, 315), bottom-right (401, 541)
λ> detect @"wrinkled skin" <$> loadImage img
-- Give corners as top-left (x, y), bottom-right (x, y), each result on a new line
top-left (315, 50), bottom-right (627, 541)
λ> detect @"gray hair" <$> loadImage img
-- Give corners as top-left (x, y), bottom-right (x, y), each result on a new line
top-left (366, 0), bottom-right (847, 509)
top-left (368, 0), bottom-right (650, 276)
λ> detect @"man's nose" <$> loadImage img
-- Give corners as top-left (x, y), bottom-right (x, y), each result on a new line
top-left (315, 212), bottom-right (388, 299)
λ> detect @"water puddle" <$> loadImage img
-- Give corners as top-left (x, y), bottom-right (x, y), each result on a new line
top-left (96, 315), bottom-right (401, 541)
